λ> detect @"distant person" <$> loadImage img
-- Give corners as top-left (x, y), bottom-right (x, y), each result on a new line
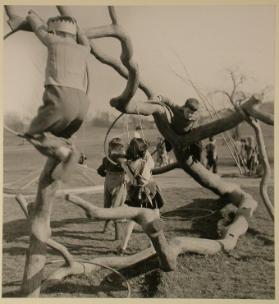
top-left (234, 138), bottom-right (245, 168)
top-left (240, 138), bottom-right (248, 167)
top-left (134, 126), bottom-right (142, 138)
top-left (155, 137), bottom-right (169, 167)
top-left (78, 152), bottom-right (87, 165)
top-left (205, 136), bottom-right (218, 173)
top-left (234, 139), bottom-right (242, 156)
top-left (245, 136), bottom-right (259, 175)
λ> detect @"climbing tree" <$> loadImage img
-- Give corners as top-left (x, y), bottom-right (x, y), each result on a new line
top-left (4, 5), bottom-right (274, 297)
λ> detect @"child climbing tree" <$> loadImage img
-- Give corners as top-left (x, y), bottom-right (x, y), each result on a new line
top-left (4, 5), bottom-right (274, 297)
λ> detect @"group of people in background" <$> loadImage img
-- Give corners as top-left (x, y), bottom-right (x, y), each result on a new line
top-left (236, 136), bottom-right (260, 176)
top-left (154, 132), bottom-right (260, 177)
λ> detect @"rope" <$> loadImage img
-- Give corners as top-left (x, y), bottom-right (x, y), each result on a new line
top-left (46, 259), bottom-right (131, 297)
top-left (103, 99), bottom-right (171, 165)
top-left (4, 125), bottom-right (25, 138)
top-left (4, 168), bottom-right (41, 188)
top-left (160, 207), bottom-right (218, 222)
top-left (135, 102), bottom-right (145, 139)
top-left (125, 114), bottom-right (130, 142)
top-left (104, 112), bottom-right (125, 165)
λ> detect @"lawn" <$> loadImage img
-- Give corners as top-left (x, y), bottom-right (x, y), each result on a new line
top-left (2, 187), bottom-right (274, 298)
top-left (2, 122), bottom-right (274, 298)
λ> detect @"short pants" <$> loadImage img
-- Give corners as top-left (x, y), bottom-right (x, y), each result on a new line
top-left (27, 85), bottom-right (90, 139)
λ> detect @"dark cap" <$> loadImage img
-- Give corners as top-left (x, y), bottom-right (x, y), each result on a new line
top-left (184, 98), bottom-right (200, 111)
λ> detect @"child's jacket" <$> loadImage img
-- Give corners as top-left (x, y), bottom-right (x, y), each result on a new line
top-left (97, 157), bottom-right (124, 177)
top-left (124, 152), bottom-right (165, 209)
top-left (27, 12), bottom-right (90, 92)
top-left (159, 96), bottom-right (199, 135)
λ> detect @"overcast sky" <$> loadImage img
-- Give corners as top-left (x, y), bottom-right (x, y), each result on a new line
top-left (3, 5), bottom-right (275, 121)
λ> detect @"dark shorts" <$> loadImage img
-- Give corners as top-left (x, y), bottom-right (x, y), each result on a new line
top-left (27, 85), bottom-right (90, 139)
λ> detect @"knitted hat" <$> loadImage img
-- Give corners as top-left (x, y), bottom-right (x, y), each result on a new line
top-left (47, 16), bottom-right (77, 35)
top-left (184, 98), bottom-right (199, 111)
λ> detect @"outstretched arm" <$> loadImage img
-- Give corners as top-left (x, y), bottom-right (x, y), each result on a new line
top-left (77, 25), bottom-right (90, 48)
top-left (5, 6), bottom-right (32, 32)
top-left (26, 10), bottom-right (52, 45)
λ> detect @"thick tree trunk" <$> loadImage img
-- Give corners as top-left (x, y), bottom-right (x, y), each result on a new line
top-left (21, 158), bottom-right (61, 297)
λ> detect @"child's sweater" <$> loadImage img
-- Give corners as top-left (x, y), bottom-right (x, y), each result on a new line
top-left (97, 157), bottom-right (124, 177)
top-left (125, 151), bottom-right (154, 186)
top-left (159, 96), bottom-right (199, 135)
top-left (27, 12), bottom-right (90, 92)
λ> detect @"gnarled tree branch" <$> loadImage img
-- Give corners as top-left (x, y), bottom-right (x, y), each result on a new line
top-left (152, 162), bottom-right (180, 175)
top-left (247, 119), bottom-right (273, 220)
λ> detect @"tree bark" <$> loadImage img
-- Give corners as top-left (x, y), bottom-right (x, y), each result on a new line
top-left (248, 120), bottom-right (273, 220)
top-left (21, 158), bottom-right (61, 297)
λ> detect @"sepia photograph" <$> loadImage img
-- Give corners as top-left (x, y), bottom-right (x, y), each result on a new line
top-left (2, 2), bottom-right (276, 299)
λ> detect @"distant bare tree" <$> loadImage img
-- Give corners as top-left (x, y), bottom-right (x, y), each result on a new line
top-left (215, 68), bottom-right (273, 139)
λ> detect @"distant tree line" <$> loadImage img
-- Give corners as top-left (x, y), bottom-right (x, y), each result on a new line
top-left (5, 111), bottom-right (155, 131)
top-left (90, 111), bottom-right (155, 129)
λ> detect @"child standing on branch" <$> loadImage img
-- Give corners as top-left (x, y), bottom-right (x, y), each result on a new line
top-left (24, 10), bottom-right (91, 179)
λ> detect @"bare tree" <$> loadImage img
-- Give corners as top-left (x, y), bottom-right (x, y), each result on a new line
top-left (214, 68), bottom-right (273, 139)
top-left (4, 5), bottom-right (274, 297)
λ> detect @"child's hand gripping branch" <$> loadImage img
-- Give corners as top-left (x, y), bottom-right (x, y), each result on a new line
top-left (5, 6), bottom-right (32, 32)
top-left (23, 10), bottom-right (92, 181)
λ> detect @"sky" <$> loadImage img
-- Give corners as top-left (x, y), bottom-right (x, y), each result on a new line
top-left (3, 5), bottom-right (275, 121)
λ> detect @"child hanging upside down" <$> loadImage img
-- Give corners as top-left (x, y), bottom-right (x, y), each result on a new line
top-left (116, 137), bottom-right (165, 254)
top-left (24, 10), bottom-right (91, 179)
top-left (97, 137), bottom-right (127, 240)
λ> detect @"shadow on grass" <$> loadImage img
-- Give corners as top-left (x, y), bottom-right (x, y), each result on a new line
top-left (51, 229), bottom-right (113, 241)
top-left (246, 227), bottom-right (274, 245)
top-left (41, 275), bottom-right (128, 298)
top-left (3, 217), bottom-right (111, 257)
top-left (2, 277), bottom-right (128, 298)
top-left (161, 197), bottom-right (224, 239)
top-left (3, 217), bottom-right (95, 243)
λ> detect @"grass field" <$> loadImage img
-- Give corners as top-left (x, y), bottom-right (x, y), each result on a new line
top-left (2, 121), bottom-right (274, 298)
